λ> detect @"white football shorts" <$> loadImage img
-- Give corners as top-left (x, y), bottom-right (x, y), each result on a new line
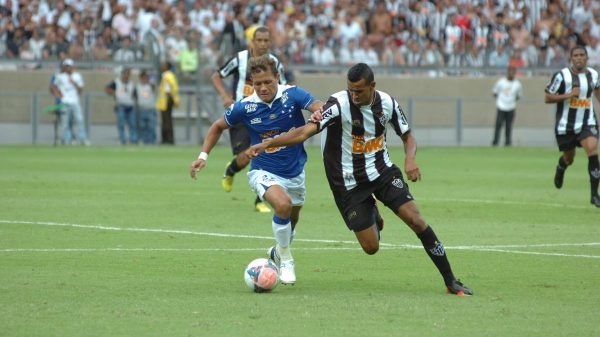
top-left (247, 169), bottom-right (306, 206)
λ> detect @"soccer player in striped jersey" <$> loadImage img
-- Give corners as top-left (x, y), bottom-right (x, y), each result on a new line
top-left (544, 46), bottom-right (600, 207)
top-left (246, 63), bottom-right (473, 295)
top-left (191, 55), bottom-right (324, 285)
top-left (211, 26), bottom-right (287, 213)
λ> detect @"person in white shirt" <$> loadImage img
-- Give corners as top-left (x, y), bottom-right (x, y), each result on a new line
top-left (50, 58), bottom-right (89, 145)
top-left (492, 66), bottom-right (523, 146)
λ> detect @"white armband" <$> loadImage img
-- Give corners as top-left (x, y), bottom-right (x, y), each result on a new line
top-left (198, 152), bottom-right (208, 161)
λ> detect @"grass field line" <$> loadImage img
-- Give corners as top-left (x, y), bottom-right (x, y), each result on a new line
top-left (424, 197), bottom-right (589, 209)
top-left (2, 219), bottom-right (599, 259)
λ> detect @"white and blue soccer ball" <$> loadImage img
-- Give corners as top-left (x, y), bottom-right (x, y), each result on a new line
top-left (244, 258), bottom-right (279, 292)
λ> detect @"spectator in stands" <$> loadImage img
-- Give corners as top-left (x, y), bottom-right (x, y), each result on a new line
top-left (423, 39), bottom-right (445, 76)
top-left (29, 28), bottom-right (45, 60)
top-left (165, 26), bottom-right (188, 67)
top-left (380, 36), bottom-right (405, 67)
top-left (106, 67), bottom-right (138, 145)
top-left (111, 5), bottom-right (134, 40)
top-left (488, 43), bottom-right (510, 68)
top-left (368, 0), bottom-right (392, 53)
top-left (143, 17), bottom-right (165, 72)
top-left (311, 35), bottom-right (336, 65)
top-left (336, 12), bottom-right (363, 48)
top-left (113, 36), bottom-right (137, 63)
top-left (179, 36), bottom-right (199, 81)
top-left (351, 38), bottom-right (377, 66)
top-left (67, 32), bottom-right (86, 60)
top-left (339, 38), bottom-right (359, 65)
top-left (403, 38), bottom-right (422, 67)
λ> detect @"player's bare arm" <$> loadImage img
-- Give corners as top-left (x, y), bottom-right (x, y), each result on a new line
top-left (401, 131), bottom-right (421, 182)
top-left (246, 122), bottom-right (320, 159)
top-left (544, 87), bottom-right (579, 104)
top-left (211, 71), bottom-right (234, 108)
top-left (190, 117), bottom-right (230, 180)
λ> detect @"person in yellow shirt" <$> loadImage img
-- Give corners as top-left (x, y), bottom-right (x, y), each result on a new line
top-left (156, 61), bottom-right (179, 144)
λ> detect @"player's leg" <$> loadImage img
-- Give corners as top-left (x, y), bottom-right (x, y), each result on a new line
top-left (555, 135), bottom-right (577, 189)
top-left (395, 200), bottom-right (472, 295)
top-left (249, 170), bottom-right (298, 283)
top-left (334, 191), bottom-right (381, 255)
top-left (580, 133), bottom-right (600, 207)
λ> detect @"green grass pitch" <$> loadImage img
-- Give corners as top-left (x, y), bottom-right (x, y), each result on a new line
top-left (1, 145), bottom-right (599, 337)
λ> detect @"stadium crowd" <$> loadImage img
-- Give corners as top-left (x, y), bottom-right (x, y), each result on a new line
top-left (1, 0), bottom-right (600, 74)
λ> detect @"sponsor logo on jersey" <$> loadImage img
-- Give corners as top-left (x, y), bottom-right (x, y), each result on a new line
top-left (351, 134), bottom-right (384, 154)
top-left (250, 117), bottom-right (262, 124)
top-left (269, 114), bottom-right (277, 120)
top-left (245, 103), bottom-right (258, 113)
top-left (569, 97), bottom-right (591, 109)
top-left (261, 127), bottom-right (295, 153)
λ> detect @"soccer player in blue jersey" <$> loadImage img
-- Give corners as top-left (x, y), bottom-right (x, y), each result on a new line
top-left (246, 63), bottom-right (473, 296)
top-left (190, 55), bottom-right (324, 285)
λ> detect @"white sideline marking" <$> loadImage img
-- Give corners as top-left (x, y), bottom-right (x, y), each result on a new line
top-left (1, 219), bottom-right (599, 259)
top-left (424, 197), bottom-right (589, 210)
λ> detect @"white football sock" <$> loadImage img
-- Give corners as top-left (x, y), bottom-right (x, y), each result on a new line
top-left (272, 220), bottom-right (292, 260)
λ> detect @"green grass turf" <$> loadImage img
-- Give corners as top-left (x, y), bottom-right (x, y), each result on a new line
top-left (1, 145), bottom-right (599, 337)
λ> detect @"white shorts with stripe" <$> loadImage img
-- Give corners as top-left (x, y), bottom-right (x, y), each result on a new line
top-left (247, 169), bottom-right (306, 206)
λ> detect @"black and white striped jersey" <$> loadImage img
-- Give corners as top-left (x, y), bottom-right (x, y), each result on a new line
top-left (315, 90), bottom-right (410, 191)
top-left (545, 67), bottom-right (599, 135)
top-left (218, 50), bottom-right (287, 101)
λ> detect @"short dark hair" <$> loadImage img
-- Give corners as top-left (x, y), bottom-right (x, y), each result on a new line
top-left (347, 63), bottom-right (374, 84)
top-left (253, 26), bottom-right (270, 40)
top-left (249, 54), bottom-right (277, 76)
top-left (570, 45), bottom-right (587, 57)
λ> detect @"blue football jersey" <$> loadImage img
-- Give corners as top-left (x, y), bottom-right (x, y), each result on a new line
top-left (224, 85), bottom-right (315, 178)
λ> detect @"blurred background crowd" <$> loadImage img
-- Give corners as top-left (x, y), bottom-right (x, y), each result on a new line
top-left (1, 0), bottom-right (599, 76)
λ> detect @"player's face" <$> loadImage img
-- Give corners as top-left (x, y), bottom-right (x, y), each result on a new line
top-left (252, 69), bottom-right (279, 103)
top-left (347, 78), bottom-right (375, 106)
top-left (252, 31), bottom-right (271, 56)
top-left (570, 48), bottom-right (588, 71)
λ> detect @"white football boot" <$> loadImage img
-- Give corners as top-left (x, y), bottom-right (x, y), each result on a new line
top-left (279, 259), bottom-right (296, 285)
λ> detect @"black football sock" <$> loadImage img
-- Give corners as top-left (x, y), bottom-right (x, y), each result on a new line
top-left (225, 158), bottom-right (241, 176)
top-left (558, 156), bottom-right (568, 170)
top-left (588, 155), bottom-right (600, 196)
top-left (255, 195), bottom-right (262, 205)
top-left (417, 226), bottom-right (455, 285)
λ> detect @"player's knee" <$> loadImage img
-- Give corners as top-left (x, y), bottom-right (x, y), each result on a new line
top-left (405, 215), bottom-right (427, 233)
top-left (362, 243), bottom-right (379, 255)
top-left (271, 198), bottom-right (292, 217)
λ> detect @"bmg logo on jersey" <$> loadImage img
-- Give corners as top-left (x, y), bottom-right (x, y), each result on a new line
top-left (351, 134), bottom-right (384, 154)
top-left (245, 103), bottom-right (258, 113)
top-left (569, 97), bottom-right (591, 109)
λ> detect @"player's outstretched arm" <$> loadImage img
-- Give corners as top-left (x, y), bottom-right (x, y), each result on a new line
top-left (246, 123), bottom-right (319, 159)
top-left (190, 117), bottom-right (229, 180)
top-left (401, 131), bottom-right (421, 182)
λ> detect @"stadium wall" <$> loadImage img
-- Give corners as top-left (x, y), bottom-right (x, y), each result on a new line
top-left (0, 70), bottom-right (556, 146)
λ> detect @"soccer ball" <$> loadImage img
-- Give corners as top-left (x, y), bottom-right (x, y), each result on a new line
top-left (244, 258), bottom-right (279, 292)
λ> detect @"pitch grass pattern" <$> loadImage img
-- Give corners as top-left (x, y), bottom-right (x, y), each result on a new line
top-left (1, 145), bottom-right (599, 337)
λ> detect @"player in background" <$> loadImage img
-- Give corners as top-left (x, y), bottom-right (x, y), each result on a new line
top-left (191, 55), bottom-right (323, 285)
top-left (246, 63), bottom-right (473, 295)
top-left (211, 26), bottom-right (287, 213)
top-left (545, 46), bottom-right (600, 208)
